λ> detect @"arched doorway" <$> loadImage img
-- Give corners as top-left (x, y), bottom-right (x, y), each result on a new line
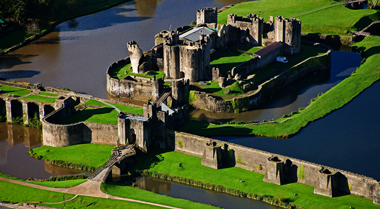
top-left (10, 100), bottom-right (23, 124)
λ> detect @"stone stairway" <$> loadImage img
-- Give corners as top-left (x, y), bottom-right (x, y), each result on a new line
top-left (155, 91), bottom-right (171, 107)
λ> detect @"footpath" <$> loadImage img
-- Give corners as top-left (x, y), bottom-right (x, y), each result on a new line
top-left (0, 177), bottom-right (180, 209)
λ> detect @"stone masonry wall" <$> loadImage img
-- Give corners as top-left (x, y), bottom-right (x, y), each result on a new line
top-left (106, 58), bottom-right (160, 102)
top-left (42, 105), bottom-right (118, 147)
top-left (173, 131), bottom-right (380, 202)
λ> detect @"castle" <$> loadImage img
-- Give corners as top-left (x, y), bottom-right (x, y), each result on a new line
top-left (107, 7), bottom-right (302, 110)
top-left (3, 7), bottom-right (374, 204)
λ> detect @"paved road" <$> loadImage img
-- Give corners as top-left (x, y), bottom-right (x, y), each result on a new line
top-left (0, 177), bottom-right (180, 209)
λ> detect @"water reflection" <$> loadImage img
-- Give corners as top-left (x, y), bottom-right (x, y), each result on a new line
top-left (120, 176), bottom-right (279, 209)
top-left (0, 123), bottom-right (90, 179)
top-left (133, 0), bottom-right (163, 17)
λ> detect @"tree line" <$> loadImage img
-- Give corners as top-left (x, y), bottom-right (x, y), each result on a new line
top-left (0, 0), bottom-right (57, 25)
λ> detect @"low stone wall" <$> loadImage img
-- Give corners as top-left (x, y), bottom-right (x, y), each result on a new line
top-left (42, 105), bottom-right (118, 147)
top-left (173, 131), bottom-right (380, 204)
top-left (106, 58), bottom-right (157, 102)
top-left (192, 43), bottom-right (331, 113)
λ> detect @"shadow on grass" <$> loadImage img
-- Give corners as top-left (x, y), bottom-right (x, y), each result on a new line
top-left (129, 148), bottom-right (168, 171)
top-left (59, 107), bottom-right (114, 124)
top-left (179, 120), bottom-right (254, 137)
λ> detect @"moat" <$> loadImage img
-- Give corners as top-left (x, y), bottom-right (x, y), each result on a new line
top-left (0, 0), bottom-right (379, 208)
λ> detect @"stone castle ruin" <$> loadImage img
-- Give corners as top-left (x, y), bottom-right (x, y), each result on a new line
top-left (107, 7), bottom-right (302, 109)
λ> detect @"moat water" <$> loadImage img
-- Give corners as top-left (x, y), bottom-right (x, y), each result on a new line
top-left (0, 0), bottom-right (379, 208)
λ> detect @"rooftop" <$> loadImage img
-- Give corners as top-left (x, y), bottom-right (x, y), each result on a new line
top-left (254, 42), bottom-right (283, 58)
top-left (179, 27), bottom-right (216, 42)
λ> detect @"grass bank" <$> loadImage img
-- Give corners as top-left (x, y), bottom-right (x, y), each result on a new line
top-left (181, 36), bottom-right (380, 138)
top-left (32, 144), bottom-right (114, 168)
top-left (59, 99), bottom-right (143, 125)
top-left (101, 183), bottom-right (217, 209)
top-left (218, 0), bottom-right (380, 35)
top-left (128, 150), bottom-right (380, 209)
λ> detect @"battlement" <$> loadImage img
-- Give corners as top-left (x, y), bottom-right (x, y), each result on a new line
top-left (196, 7), bottom-right (217, 27)
top-left (227, 14), bottom-right (263, 25)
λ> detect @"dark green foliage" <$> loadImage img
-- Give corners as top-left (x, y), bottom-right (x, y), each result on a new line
top-left (47, 174), bottom-right (88, 181)
top-left (28, 112), bottom-right (41, 129)
top-left (11, 116), bottom-right (23, 125)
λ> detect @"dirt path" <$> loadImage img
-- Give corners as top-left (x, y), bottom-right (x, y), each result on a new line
top-left (0, 177), bottom-right (180, 209)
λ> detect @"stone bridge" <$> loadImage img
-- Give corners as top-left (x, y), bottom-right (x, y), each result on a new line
top-left (88, 145), bottom-right (137, 182)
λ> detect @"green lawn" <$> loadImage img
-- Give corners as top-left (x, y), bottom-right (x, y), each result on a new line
top-left (218, 0), bottom-right (379, 35)
top-left (101, 183), bottom-right (217, 209)
top-left (109, 63), bottom-right (165, 80)
top-left (58, 99), bottom-right (143, 125)
top-left (23, 95), bottom-right (56, 103)
top-left (37, 92), bottom-right (59, 97)
top-left (0, 85), bottom-right (31, 97)
top-left (211, 45), bottom-right (263, 75)
top-left (32, 144), bottom-right (114, 168)
top-left (29, 179), bottom-right (87, 188)
top-left (182, 36), bottom-right (380, 138)
top-left (129, 150), bottom-right (380, 209)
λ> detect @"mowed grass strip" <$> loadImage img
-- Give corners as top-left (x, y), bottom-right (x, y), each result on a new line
top-left (29, 179), bottom-right (87, 188)
top-left (33, 144), bottom-right (114, 168)
top-left (0, 180), bottom-right (75, 204)
top-left (101, 183), bottom-right (218, 209)
top-left (59, 99), bottom-right (143, 125)
top-left (181, 36), bottom-right (380, 138)
top-left (218, 0), bottom-right (379, 34)
top-left (130, 150), bottom-right (380, 209)
top-left (0, 180), bottom-right (177, 209)
top-left (0, 85), bottom-right (31, 97)
top-left (23, 95), bottom-right (56, 103)
top-left (0, 173), bottom-right (86, 188)
top-left (37, 92), bottom-right (59, 97)
top-left (40, 195), bottom-right (175, 209)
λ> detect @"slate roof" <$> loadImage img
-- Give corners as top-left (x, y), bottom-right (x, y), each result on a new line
top-left (254, 42), bottom-right (283, 58)
top-left (179, 27), bottom-right (216, 42)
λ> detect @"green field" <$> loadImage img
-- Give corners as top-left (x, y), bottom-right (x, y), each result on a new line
top-left (59, 99), bottom-right (143, 125)
top-left (218, 0), bottom-right (379, 35)
top-left (33, 144), bottom-right (114, 168)
top-left (128, 150), bottom-right (380, 209)
top-left (23, 95), bottom-right (57, 103)
top-left (0, 85), bottom-right (31, 97)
